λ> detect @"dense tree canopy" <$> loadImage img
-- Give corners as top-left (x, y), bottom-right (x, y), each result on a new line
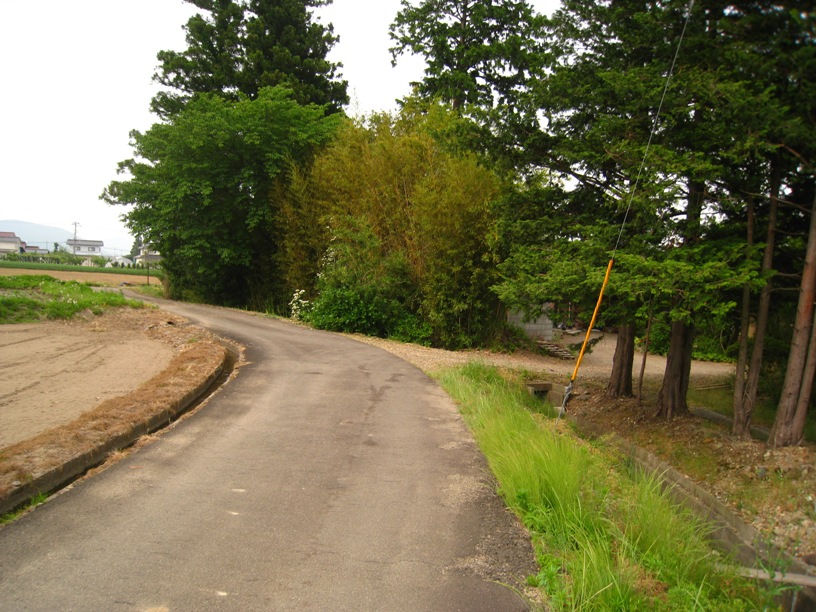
top-left (103, 87), bottom-right (340, 306)
top-left (103, 0), bottom-right (816, 444)
top-left (293, 104), bottom-right (507, 348)
top-left (105, 1), bottom-right (348, 310)
top-left (389, 0), bottom-right (545, 114)
top-left (493, 0), bottom-right (814, 432)
top-left (152, 0), bottom-right (348, 118)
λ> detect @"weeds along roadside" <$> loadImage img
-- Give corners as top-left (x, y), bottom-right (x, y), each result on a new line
top-left (434, 362), bottom-right (784, 611)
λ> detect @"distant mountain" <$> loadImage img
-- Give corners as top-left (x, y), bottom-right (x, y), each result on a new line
top-left (0, 220), bottom-right (76, 252)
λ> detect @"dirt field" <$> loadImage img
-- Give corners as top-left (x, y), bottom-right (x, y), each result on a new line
top-left (0, 311), bottom-right (173, 448)
top-left (0, 268), bottom-right (164, 448)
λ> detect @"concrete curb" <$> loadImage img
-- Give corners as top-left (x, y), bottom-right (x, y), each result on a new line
top-left (1, 346), bottom-right (231, 517)
top-left (564, 413), bottom-right (816, 606)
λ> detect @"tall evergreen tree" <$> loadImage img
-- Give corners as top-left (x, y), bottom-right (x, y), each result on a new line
top-left (152, 0), bottom-right (348, 118)
top-left (106, 1), bottom-right (348, 310)
top-left (504, 0), bottom-right (785, 418)
top-left (389, 0), bottom-right (546, 111)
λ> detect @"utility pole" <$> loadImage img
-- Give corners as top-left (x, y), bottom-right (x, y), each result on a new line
top-left (72, 222), bottom-right (80, 255)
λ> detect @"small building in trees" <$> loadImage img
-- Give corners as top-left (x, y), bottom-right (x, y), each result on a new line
top-left (66, 238), bottom-right (104, 258)
top-left (135, 242), bottom-right (162, 265)
top-left (507, 310), bottom-right (554, 341)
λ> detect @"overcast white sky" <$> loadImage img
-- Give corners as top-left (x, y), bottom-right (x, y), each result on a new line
top-left (0, 0), bottom-right (559, 255)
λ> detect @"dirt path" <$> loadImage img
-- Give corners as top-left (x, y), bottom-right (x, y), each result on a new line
top-left (348, 329), bottom-right (733, 384)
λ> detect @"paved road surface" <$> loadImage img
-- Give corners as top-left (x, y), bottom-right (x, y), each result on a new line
top-left (0, 302), bottom-right (535, 610)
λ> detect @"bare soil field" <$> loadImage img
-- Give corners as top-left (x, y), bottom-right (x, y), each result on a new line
top-left (0, 305), bottom-right (227, 505)
top-left (0, 310), bottom-right (174, 448)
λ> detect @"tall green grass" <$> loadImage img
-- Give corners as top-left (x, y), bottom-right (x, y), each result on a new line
top-left (436, 362), bottom-right (775, 610)
top-left (0, 275), bottom-right (144, 323)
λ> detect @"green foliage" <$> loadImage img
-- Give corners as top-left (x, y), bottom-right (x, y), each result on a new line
top-left (0, 276), bottom-right (143, 323)
top-left (508, 0), bottom-right (815, 418)
top-left (389, 0), bottom-right (546, 111)
top-left (151, 0), bottom-right (348, 118)
top-left (128, 238), bottom-right (141, 260)
top-left (0, 296), bottom-right (42, 323)
top-left (389, 0), bottom-right (548, 170)
top-left (2, 251), bottom-right (84, 266)
top-left (0, 492), bottom-right (49, 526)
top-left (436, 362), bottom-right (774, 610)
top-left (389, 312), bottom-right (434, 346)
top-left (108, 0), bottom-right (348, 313)
top-left (302, 105), bottom-right (505, 348)
top-left (646, 318), bottom-right (735, 363)
top-left (103, 86), bottom-right (340, 309)
top-left (303, 215), bottom-right (433, 344)
top-left (306, 286), bottom-right (393, 336)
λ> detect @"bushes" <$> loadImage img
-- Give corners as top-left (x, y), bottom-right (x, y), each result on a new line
top-left (307, 286), bottom-right (394, 336)
top-left (300, 105), bottom-right (505, 348)
top-left (305, 286), bottom-right (434, 344)
top-left (300, 219), bottom-right (433, 344)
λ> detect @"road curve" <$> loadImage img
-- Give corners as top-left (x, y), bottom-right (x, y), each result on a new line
top-left (0, 301), bottom-right (536, 611)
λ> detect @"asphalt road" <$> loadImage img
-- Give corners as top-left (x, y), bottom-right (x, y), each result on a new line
top-left (0, 301), bottom-right (536, 611)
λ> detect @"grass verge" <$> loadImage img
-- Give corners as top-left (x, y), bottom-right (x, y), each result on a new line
top-left (435, 362), bottom-right (786, 610)
top-left (0, 275), bottom-right (144, 323)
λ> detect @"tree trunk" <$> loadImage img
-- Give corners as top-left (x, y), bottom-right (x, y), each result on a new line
top-left (656, 319), bottom-right (694, 420)
top-left (608, 322), bottom-right (635, 397)
top-left (656, 177), bottom-right (704, 420)
top-left (732, 196), bottom-right (755, 437)
top-left (791, 304), bottom-right (816, 442)
top-left (637, 302), bottom-right (654, 405)
top-left (770, 192), bottom-right (816, 447)
top-left (740, 158), bottom-right (782, 435)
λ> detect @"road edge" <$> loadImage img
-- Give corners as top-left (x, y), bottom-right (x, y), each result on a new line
top-left (0, 341), bottom-right (233, 517)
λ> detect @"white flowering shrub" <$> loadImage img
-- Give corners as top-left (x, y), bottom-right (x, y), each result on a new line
top-left (289, 289), bottom-right (311, 321)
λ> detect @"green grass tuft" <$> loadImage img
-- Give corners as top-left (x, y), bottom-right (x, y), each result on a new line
top-left (435, 362), bottom-right (777, 610)
top-left (0, 275), bottom-right (144, 323)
